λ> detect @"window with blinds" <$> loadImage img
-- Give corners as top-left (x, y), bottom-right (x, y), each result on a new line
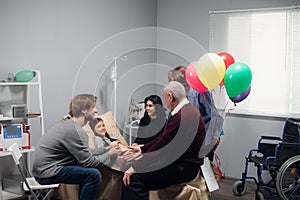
top-left (210, 7), bottom-right (300, 117)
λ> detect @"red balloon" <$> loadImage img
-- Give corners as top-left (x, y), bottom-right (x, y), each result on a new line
top-left (219, 79), bottom-right (225, 87)
top-left (185, 62), bottom-right (207, 93)
top-left (218, 52), bottom-right (235, 87)
top-left (218, 52), bottom-right (235, 69)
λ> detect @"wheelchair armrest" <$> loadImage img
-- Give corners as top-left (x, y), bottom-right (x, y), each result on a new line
top-left (260, 136), bottom-right (282, 140)
top-left (280, 142), bottom-right (300, 147)
top-left (249, 148), bottom-right (259, 156)
top-left (258, 136), bottom-right (282, 147)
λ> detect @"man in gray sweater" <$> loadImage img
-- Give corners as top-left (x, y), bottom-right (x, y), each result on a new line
top-left (32, 94), bottom-right (104, 200)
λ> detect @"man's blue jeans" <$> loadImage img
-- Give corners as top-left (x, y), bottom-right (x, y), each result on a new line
top-left (35, 165), bottom-right (102, 200)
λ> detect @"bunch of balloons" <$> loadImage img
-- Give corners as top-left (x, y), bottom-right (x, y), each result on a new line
top-left (185, 52), bottom-right (252, 103)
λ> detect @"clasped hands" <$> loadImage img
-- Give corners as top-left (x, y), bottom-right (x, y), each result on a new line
top-left (106, 141), bottom-right (122, 156)
top-left (120, 144), bottom-right (142, 161)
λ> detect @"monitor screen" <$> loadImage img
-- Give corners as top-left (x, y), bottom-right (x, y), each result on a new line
top-left (6, 124), bottom-right (21, 135)
top-left (3, 124), bottom-right (22, 137)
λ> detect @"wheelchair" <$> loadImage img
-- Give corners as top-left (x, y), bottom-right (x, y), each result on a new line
top-left (233, 118), bottom-right (300, 200)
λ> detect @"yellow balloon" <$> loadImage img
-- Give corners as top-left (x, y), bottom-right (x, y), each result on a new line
top-left (196, 53), bottom-right (226, 89)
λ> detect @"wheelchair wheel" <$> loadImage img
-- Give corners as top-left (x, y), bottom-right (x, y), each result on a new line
top-left (255, 190), bottom-right (264, 200)
top-left (233, 180), bottom-right (247, 196)
top-left (276, 155), bottom-right (300, 200)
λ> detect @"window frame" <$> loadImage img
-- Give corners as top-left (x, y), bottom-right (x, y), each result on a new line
top-left (209, 6), bottom-right (300, 118)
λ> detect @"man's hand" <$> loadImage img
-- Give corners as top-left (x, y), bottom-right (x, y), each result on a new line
top-left (121, 146), bottom-right (142, 161)
top-left (123, 167), bottom-right (135, 186)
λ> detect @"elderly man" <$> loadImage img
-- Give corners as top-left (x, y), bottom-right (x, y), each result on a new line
top-left (121, 81), bottom-right (206, 200)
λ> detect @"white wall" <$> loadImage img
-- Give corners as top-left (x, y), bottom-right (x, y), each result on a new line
top-left (156, 0), bottom-right (300, 178)
top-left (0, 0), bottom-right (158, 144)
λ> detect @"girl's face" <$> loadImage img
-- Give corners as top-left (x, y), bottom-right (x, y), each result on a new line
top-left (94, 120), bottom-right (106, 137)
top-left (146, 100), bottom-right (156, 118)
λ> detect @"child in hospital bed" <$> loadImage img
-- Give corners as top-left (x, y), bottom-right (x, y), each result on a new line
top-left (88, 117), bottom-right (122, 166)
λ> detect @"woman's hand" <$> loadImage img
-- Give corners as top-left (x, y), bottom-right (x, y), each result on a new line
top-left (123, 167), bottom-right (135, 186)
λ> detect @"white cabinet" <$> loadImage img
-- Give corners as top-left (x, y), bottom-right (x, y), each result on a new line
top-left (0, 70), bottom-right (44, 199)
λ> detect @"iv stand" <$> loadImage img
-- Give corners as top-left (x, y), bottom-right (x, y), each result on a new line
top-left (105, 56), bottom-right (127, 120)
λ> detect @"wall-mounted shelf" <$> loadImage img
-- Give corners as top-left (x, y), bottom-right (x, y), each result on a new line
top-left (0, 70), bottom-right (44, 199)
top-left (0, 147), bottom-right (35, 158)
top-left (0, 115), bottom-right (42, 122)
top-left (0, 82), bottom-right (39, 86)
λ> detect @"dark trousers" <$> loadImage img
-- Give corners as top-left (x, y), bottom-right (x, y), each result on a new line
top-left (35, 165), bottom-right (102, 200)
top-left (121, 162), bottom-right (199, 200)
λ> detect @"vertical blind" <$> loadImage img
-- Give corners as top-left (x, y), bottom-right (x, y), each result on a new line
top-left (210, 7), bottom-right (300, 117)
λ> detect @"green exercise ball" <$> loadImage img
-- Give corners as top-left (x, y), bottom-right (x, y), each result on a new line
top-left (14, 70), bottom-right (36, 82)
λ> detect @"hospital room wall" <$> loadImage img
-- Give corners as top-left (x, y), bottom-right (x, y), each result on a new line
top-left (0, 0), bottom-right (158, 143)
top-left (156, 0), bottom-right (299, 179)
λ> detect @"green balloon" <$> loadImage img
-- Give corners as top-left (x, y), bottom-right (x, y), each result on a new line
top-left (224, 62), bottom-right (252, 97)
top-left (14, 70), bottom-right (36, 82)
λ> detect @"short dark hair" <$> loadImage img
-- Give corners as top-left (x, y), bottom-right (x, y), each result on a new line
top-left (68, 94), bottom-right (97, 117)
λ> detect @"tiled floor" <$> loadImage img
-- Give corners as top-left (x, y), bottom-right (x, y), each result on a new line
top-left (211, 178), bottom-right (281, 200)
top-left (7, 177), bottom-right (283, 200)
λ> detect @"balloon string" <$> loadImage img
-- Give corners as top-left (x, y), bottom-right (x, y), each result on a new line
top-left (221, 100), bottom-right (229, 119)
top-left (226, 105), bottom-right (236, 118)
top-left (211, 94), bottom-right (224, 142)
top-left (211, 96), bottom-right (217, 137)
top-left (222, 100), bottom-right (236, 120)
